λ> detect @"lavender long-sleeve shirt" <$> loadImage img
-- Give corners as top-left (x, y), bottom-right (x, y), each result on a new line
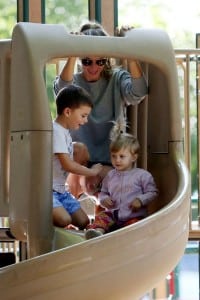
top-left (99, 168), bottom-right (158, 222)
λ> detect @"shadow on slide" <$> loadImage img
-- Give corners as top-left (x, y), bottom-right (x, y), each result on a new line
top-left (0, 23), bottom-right (190, 299)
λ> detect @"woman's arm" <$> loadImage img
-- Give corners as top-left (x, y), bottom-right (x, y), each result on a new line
top-left (115, 25), bottom-right (148, 99)
top-left (53, 57), bottom-right (77, 95)
top-left (128, 59), bottom-right (143, 79)
top-left (60, 57), bottom-right (77, 82)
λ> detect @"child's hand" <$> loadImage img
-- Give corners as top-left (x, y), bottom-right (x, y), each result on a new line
top-left (101, 197), bottom-right (114, 209)
top-left (130, 198), bottom-right (142, 212)
top-left (90, 164), bottom-right (103, 176)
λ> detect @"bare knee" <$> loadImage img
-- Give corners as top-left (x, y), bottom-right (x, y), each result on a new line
top-left (78, 216), bottom-right (90, 230)
top-left (54, 216), bottom-right (71, 227)
top-left (71, 208), bottom-right (90, 230)
top-left (53, 207), bottom-right (72, 227)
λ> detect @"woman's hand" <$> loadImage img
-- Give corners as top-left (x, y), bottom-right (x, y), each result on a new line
top-left (115, 25), bottom-right (134, 37)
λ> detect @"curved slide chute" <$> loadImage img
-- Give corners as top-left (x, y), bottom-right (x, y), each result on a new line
top-left (0, 23), bottom-right (190, 299)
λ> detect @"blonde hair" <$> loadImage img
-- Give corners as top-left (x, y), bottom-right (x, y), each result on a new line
top-left (110, 119), bottom-right (140, 155)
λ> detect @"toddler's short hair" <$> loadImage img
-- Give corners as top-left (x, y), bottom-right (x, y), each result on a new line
top-left (110, 133), bottom-right (140, 156)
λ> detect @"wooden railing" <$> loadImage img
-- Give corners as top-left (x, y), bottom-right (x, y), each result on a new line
top-left (175, 49), bottom-right (200, 239)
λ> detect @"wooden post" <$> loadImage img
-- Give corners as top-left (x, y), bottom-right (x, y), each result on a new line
top-left (17, 0), bottom-right (45, 23)
top-left (88, 0), bottom-right (118, 35)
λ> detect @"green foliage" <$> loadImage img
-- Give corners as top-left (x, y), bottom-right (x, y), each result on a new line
top-left (0, 0), bottom-right (89, 119)
top-left (118, 0), bottom-right (199, 48)
top-left (45, 1), bottom-right (89, 118)
top-left (191, 127), bottom-right (198, 193)
top-left (45, 0), bottom-right (88, 30)
top-left (46, 64), bottom-right (57, 120)
top-left (0, 0), bottom-right (16, 38)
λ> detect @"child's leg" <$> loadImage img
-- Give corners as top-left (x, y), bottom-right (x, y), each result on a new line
top-left (53, 190), bottom-right (89, 229)
top-left (62, 191), bottom-right (89, 230)
top-left (53, 206), bottom-right (72, 227)
top-left (67, 173), bottom-right (85, 198)
top-left (71, 207), bottom-right (90, 230)
top-left (87, 211), bottom-right (115, 231)
top-left (53, 191), bottom-right (72, 227)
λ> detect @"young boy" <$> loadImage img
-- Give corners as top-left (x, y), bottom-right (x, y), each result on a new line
top-left (53, 85), bottom-right (102, 229)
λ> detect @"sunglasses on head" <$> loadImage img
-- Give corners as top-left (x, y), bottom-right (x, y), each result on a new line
top-left (81, 58), bottom-right (107, 67)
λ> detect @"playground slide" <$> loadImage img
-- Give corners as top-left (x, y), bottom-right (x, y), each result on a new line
top-left (0, 23), bottom-right (190, 299)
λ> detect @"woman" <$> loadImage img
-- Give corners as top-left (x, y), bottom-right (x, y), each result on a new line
top-left (53, 21), bottom-right (148, 195)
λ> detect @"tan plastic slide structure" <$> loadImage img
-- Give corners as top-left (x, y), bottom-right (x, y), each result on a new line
top-left (0, 23), bottom-right (190, 299)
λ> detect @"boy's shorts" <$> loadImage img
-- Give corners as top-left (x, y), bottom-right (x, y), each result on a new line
top-left (53, 190), bottom-right (81, 214)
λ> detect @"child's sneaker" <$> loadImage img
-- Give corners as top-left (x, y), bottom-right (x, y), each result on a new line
top-left (85, 229), bottom-right (103, 240)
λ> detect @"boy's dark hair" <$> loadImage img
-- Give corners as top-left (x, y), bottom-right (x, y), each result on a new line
top-left (109, 119), bottom-right (140, 155)
top-left (56, 84), bottom-right (93, 115)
